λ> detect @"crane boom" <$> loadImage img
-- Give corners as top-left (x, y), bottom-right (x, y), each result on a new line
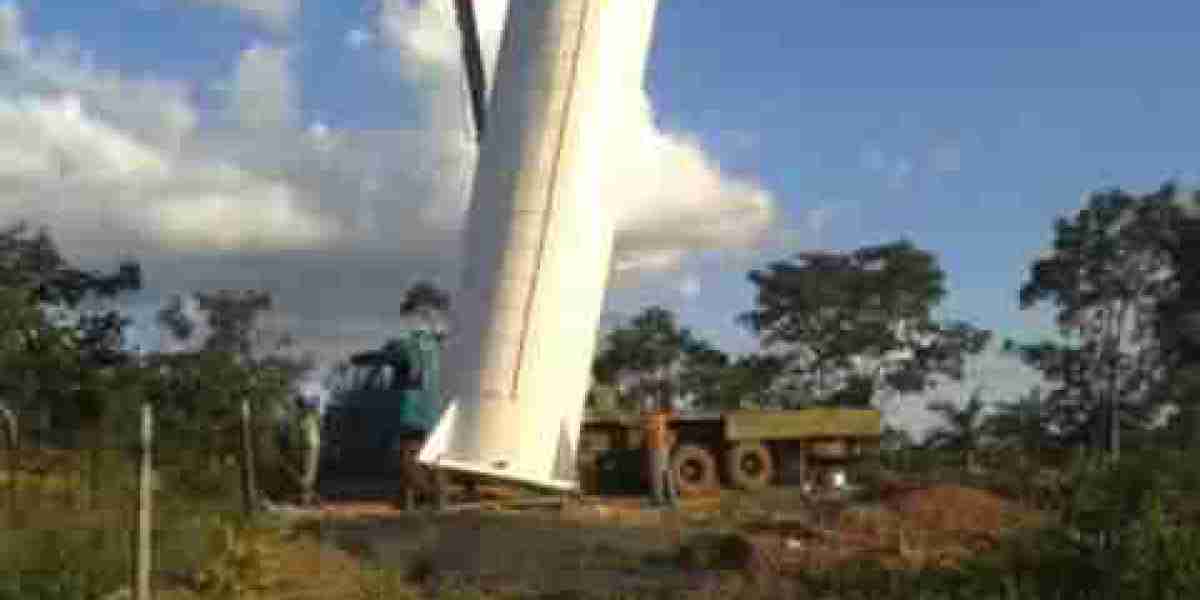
top-left (453, 0), bottom-right (489, 141)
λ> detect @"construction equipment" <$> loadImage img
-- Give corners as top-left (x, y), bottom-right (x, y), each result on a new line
top-left (317, 330), bottom-right (446, 504)
top-left (320, 332), bottom-right (881, 502)
top-left (317, 1), bottom-right (882, 505)
top-left (580, 408), bottom-right (882, 496)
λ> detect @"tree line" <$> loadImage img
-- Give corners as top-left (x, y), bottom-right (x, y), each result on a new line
top-left (0, 221), bottom-right (317, 516)
top-left (2, 178), bottom-right (1198, 494)
top-left (590, 182), bottom-right (1200, 459)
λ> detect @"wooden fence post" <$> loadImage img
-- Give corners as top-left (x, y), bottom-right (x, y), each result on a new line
top-left (134, 399), bottom-right (154, 600)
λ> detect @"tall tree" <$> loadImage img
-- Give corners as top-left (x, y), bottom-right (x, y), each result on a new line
top-left (0, 222), bottom-right (142, 448)
top-left (675, 337), bottom-right (731, 410)
top-left (1013, 186), bottom-right (1181, 457)
top-left (925, 386), bottom-right (990, 472)
top-left (984, 386), bottom-right (1055, 462)
top-left (740, 240), bottom-right (991, 407)
top-left (158, 289), bottom-right (312, 514)
top-left (592, 306), bottom-right (716, 412)
top-left (1143, 188), bottom-right (1200, 447)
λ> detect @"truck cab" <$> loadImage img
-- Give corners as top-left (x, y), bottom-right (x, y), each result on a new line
top-left (318, 331), bottom-right (442, 486)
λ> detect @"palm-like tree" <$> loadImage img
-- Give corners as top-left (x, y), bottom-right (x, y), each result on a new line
top-left (984, 386), bottom-right (1052, 464)
top-left (925, 386), bottom-right (989, 472)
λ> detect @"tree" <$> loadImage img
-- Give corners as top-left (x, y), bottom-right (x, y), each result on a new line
top-left (881, 424), bottom-right (916, 452)
top-left (925, 386), bottom-right (990, 472)
top-left (157, 289), bottom-right (313, 514)
top-left (984, 386), bottom-right (1055, 465)
top-left (719, 354), bottom-right (790, 409)
top-left (0, 222), bottom-right (142, 449)
top-left (0, 222), bottom-right (143, 515)
top-left (592, 307), bottom-right (692, 412)
top-left (740, 240), bottom-right (991, 407)
top-left (1144, 189), bottom-right (1200, 447)
top-left (675, 338), bottom-right (732, 410)
top-left (399, 280), bottom-right (451, 340)
top-left (1013, 185), bottom-right (1182, 457)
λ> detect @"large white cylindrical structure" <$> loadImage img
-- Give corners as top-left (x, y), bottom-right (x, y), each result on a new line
top-left (419, 0), bottom-right (661, 491)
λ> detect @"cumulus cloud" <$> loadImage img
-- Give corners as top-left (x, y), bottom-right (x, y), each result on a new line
top-left (883, 341), bottom-right (1045, 440)
top-left (0, 93), bottom-right (341, 254)
top-left (184, 0), bottom-right (297, 33)
top-left (376, 0), bottom-right (775, 272)
top-left (0, 3), bottom-right (27, 57)
top-left (0, 8), bottom-right (339, 256)
top-left (0, 1), bottom-right (779, 373)
top-left (227, 43), bottom-right (297, 130)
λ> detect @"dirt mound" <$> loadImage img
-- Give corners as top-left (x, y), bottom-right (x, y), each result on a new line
top-left (883, 484), bottom-right (1010, 536)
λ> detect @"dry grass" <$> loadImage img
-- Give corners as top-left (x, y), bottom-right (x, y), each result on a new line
top-left (734, 483), bottom-right (1046, 574)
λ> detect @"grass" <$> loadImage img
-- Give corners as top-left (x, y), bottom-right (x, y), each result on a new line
top-left (8, 446), bottom-right (1199, 599)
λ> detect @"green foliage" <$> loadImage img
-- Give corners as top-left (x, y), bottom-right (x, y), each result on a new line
top-left (711, 353), bottom-right (789, 409)
top-left (0, 525), bottom-right (133, 600)
top-left (740, 240), bottom-right (990, 406)
top-left (193, 515), bottom-right (286, 599)
top-left (592, 307), bottom-right (717, 411)
top-left (924, 387), bottom-right (989, 471)
top-left (1014, 184), bottom-right (1198, 455)
top-left (983, 386), bottom-right (1054, 453)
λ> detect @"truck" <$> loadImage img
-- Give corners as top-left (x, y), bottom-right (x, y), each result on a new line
top-left (318, 332), bottom-right (883, 504)
top-left (317, 330), bottom-right (447, 505)
top-left (580, 408), bottom-right (882, 497)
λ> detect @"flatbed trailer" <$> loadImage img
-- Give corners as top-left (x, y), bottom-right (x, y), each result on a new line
top-left (579, 409), bottom-right (883, 495)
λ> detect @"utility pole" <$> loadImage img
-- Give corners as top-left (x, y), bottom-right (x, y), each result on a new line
top-left (239, 392), bottom-right (258, 516)
top-left (134, 396), bottom-right (154, 600)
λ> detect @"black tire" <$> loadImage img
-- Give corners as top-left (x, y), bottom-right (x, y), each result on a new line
top-left (670, 443), bottom-right (720, 496)
top-left (724, 442), bottom-right (774, 491)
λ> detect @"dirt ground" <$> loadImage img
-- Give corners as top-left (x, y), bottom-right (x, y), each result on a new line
top-left (281, 482), bottom-right (1038, 596)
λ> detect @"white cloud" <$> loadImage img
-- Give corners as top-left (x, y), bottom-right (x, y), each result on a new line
top-left (0, 93), bottom-right (340, 254)
top-left (376, 0), bottom-right (776, 274)
top-left (883, 341), bottom-right (1045, 439)
top-left (0, 94), bottom-right (169, 180)
top-left (0, 2), bottom-right (27, 57)
top-left (0, 1), bottom-right (782, 373)
top-left (185, 0), bottom-right (297, 33)
top-left (228, 43), bottom-right (296, 130)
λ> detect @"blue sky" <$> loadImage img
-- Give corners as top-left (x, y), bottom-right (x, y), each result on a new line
top-left (5, 1), bottom-right (1199, 416)
top-left (642, 0), bottom-right (1200, 351)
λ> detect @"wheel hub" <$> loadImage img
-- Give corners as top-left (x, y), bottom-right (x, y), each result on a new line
top-left (741, 454), bottom-right (763, 476)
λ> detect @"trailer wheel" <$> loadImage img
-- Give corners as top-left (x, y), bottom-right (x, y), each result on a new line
top-left (724, 442), bottom-right (774, 491)
top-left (670, 444), bottom-right (720, 496)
